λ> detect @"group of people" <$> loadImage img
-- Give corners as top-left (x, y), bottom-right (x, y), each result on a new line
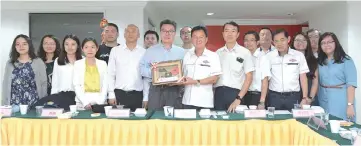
top-left (1, 19), bottom-right (357, 121)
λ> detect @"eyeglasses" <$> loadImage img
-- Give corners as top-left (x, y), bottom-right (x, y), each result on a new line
top-left (180, 32), bottom-right (191, 35)
top-left (295, 39), bottom-right (307, 43)
top-left (320, 41), bottom-right (335, 46)
top-left (308, 35), bottom-right (320, 39)
top-left (43, 43), bottom-right (56, 46)
top-left (161, 30), bottom-right (175, 34)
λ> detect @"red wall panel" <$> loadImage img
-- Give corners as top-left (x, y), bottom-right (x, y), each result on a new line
top-left (206, 25), bottom-right (308, 52)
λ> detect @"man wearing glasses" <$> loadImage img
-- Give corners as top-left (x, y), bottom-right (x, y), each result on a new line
top-left (307, 28), bottom-right (322, 58)
top-left (180, 26), bottom-right (194, 52)
top-left (140, 19), bottom-right (185, 110)
top-left (265, 29), bottom-right (309, 111)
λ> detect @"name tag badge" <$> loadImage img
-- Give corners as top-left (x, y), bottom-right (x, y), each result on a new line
top-left (200, 64), bottom-right (210, 67)
top-left (41, 108), bottom-right (64, 117)
top-left (244, 110), bottom-right (267, 118)
top-left (292, 109), bottom-right (314, 118)
top-left (174, 109), bottom-right (197, 119)
top-left (107, 109), bottom-right (130, 118)
top-left (287, 63), bottom-right (299, 65)
top-left (0, 106), bottom-right (12, 116)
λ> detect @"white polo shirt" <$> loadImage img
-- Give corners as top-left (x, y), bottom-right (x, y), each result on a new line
top-left (182, 48), bottom-right (222, 108)
top-left (249, 48), bottom-right (272, 92)
top-left (265, 48), bottom-right (309, 92)
top-left (215, 43), bottom-right (255, 90)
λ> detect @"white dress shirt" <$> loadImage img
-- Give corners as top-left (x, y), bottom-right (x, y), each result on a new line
top-left (249, 49), bottom-right (272, 92)
top-left (73, 58), bottom-right (108, 107)
top-left (51, 58), bottom-right (75, 94)
top-left (265, 48), bottom-right (309, 92)
top-left (215, 43), bottom-right (255, 90)
top-left (107, 44), bottom-right (146, 100)
top-left (182, 49), bottom-right (222, 108)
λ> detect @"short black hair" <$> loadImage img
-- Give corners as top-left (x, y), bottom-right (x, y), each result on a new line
top-left (144, 30), bottom-right (159, 42)
top-left (191, 25), bottom-right (208, 37)
top-left (160, 19), bottom-right (177, 31)
top-left (260, 27), bottom-right (273, 34)
top-left (244, 31), bottom-right (260, 41)
top-left (106, 23), bottom-right (119, 32)
top-left (307, 28), bottom-right (321, 36)
top-left (273, 28), bottom-right (289, 39)
top-left (223, 21), bottom-right (239, 32)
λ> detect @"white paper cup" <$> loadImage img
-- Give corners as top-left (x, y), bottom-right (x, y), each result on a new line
top-left (329, 120), bottom-right (340, 133)
top-left (19, 105), bottom-right (28, 115)
top-left (249, 105), bottom-right (257, 110)
top-left (69, 105), bottom-right (77, 113)
top-left (302, 105), bottom-right (311, 109)
top-left (163, 106), bottom-right (174, 117)
top-left (104, 106), bottom-right (112, 116)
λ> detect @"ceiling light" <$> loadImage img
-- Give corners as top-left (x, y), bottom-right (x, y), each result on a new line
top-left (287, 13), bottom-right (295, 16)
top-left (207, 13), bottom-right (214, 16)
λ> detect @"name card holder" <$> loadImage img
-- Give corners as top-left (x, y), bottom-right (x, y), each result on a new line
top-left (0, 106), bottom-right (12, 117)
top-left (244, 110), bottom-right (267, 118)
top-left (41, 108), bottom-right (64, 117)
top-left (107, 109), bottom-right (130, 118)
top-left (174, 109), bottom-right (197, 119)
top-left (292, 109), bottom-right (315, 118)
top-left (307, 115), bottom-right (327, 130)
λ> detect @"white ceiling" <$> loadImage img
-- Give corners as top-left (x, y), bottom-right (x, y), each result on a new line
top-left (146, 1), bottom-right (332, 25)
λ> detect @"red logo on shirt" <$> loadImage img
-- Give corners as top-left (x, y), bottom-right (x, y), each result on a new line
top-left (289, 59), bottom-right (297, 62)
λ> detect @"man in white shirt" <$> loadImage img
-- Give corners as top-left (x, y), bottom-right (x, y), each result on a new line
top-left (214, 21), bottom-right (255, 112)
top-left (180, 25), bottom-right (222, 109)
top-left (265, 29), bottom-right (309, 110)
top-left (108, 24), bottom-right (146, 111)
top-left (243, 31), bottom-right (271, 109)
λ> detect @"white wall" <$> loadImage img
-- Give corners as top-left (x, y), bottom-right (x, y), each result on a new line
top-left (347, 1), bottom-right (361, 124)
top-left (305, 1), bottom-right (349, 52)
top-left (305, 1), bottom-right (361, 124)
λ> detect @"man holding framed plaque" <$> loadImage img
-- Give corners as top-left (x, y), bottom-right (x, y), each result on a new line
top-left (140, 19), bottom-right (185, 110)
top-left (181, 25), bottom-right (222, 109)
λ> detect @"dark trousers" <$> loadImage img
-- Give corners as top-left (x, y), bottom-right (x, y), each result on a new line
top-left (214, 86), bottom-right (240, 110)
top-left (243, 91), bottom-right (261, 107)
top-left (268, 90), bottom-right (300, 111)
top-left (148, 85), bottom-right (182, 111)
top-left (114, 89), bottom-right (143, 112)
top-left (34, 91), bottom-right (76, 110)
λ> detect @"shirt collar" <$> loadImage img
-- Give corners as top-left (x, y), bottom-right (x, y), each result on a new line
top-left (222, 43), bottom-right (240, 53)
top-left (190, 48), bottom-right (210, 57)
top-left (259, 46), bottom-right (273, 53)
top-left (277, 47), bottom-right (294, 56)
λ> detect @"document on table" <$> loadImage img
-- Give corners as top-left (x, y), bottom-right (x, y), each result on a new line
top-left (274, 110), bottom-right (292, 115)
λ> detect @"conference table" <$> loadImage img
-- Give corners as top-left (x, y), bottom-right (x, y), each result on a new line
top-left (1, 109), bottom-right (359, 145)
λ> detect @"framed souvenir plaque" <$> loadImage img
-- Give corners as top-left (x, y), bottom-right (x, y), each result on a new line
top-left (152, 60), bottom-right (183, 85)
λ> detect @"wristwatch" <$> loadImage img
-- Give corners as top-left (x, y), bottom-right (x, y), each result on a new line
top-left (196, 80), bottom-right (201, 86)
top-left (347, 102), bottom-right (353, 106)
top-left (236, 95), bottom-right (242, 102)
top-left (258, 101), bottom-right (265, 106)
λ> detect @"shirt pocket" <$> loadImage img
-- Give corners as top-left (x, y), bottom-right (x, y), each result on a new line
top-left (231, 60), bottom-right (244, 75)
top-left (285, 62), bottom-right (299, 74)
top-left (196, 64), bottom-right (211, 79)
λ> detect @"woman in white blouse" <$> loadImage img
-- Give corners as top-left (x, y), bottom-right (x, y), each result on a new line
top-left (73, 38), bottom-right (108, 110)
top-left (34, 34), bottom-right (83, 110)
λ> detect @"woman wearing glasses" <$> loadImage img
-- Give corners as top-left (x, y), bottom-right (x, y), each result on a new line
top-left (318, 32), bottom-right (357, 121)
top-left (291, 32), bottom-right (319, 106)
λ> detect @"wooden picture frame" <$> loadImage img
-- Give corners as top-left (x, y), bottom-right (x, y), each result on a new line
top-left (152, 60), bottom-right (183, 85)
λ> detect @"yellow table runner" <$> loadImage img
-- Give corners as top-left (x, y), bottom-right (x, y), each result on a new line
top-left (1, 118), bottom-right (338, 145)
